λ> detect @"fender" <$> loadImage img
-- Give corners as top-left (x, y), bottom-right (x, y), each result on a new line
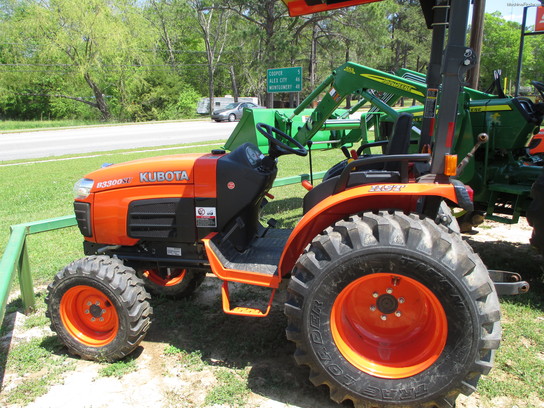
top-left (278, 182), bottom-right (460, 277)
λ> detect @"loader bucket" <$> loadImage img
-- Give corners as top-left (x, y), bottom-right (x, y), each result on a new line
top-left (224, 107), bottom-right (355, 153)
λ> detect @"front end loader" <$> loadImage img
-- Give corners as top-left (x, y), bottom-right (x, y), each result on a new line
top-left (46, 1), bottom-right (525, 407)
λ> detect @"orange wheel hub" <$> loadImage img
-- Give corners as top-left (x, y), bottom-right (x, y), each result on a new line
top-left (60, 285), bottom-right (119, 347)
top-left (331, 273), bottom-right (447, 379)
top-left (143, 268), bottom-right (186, 287)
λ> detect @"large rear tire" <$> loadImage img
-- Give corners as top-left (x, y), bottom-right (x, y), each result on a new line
top-left (285, 211), bottom-right (501, 408)
top-left (46, 256), bottom-right (152, 362)
top-left (527, 168), bottom-right (544, 254)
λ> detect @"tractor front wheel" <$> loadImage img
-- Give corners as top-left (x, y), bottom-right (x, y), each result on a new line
top-left (285, 211), bottom-right (501, 408)
top-left (46, 256), bottom-right (152, 361)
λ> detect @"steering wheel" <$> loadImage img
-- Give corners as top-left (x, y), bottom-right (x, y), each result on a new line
top-left (532, 81), bottom-right (544, 100)
top-left (256, 123), bottom-right (308, 158)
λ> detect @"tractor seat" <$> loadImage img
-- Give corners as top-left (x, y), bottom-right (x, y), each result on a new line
top-left (303, 113), bottom-right (414, 214)
top-left (303, 170), bottom-right (401, 214)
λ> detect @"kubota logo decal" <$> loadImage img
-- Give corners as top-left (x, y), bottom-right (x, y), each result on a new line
top-left (139, 171), bottom-right (189, 182)
top-left (361, 74), bottom-right (424, 97)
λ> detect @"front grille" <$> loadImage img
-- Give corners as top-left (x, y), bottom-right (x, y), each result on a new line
top-left (74, 201), bottom-right (92, 237)
top-left (127, 198), bottom-right (179, 239)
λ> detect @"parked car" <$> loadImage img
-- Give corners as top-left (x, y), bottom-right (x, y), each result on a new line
top-left (211, 102), bottom-right (263, 122)
top-left (197, 97), bottom-right (258, 115)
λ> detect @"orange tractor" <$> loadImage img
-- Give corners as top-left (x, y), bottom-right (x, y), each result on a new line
top-left (46, 1), bottom-right (522, 407)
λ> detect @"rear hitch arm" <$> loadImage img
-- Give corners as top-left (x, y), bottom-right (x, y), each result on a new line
top-left (488, 270), bottom-right (530, 296)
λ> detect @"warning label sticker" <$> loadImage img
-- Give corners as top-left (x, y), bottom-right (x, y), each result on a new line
top-left (196, 207), bottom-right (217, 228)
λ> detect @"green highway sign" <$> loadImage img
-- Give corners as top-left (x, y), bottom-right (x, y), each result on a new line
top-left (267, 67), bottom-right (302, 93)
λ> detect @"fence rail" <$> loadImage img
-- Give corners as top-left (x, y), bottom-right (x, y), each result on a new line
top-left (0, 172), bottom-right (326, 327)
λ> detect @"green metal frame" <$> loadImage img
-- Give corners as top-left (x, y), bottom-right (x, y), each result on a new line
top-left (0, 173), bottom-right (325, 328)
top-left (0, 215), bottom-right (77, 325)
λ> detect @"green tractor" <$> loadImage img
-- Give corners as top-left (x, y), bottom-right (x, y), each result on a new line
top-left (225, 57), bottom-right (544, 241)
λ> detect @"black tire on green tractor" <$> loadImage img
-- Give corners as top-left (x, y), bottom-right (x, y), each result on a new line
top-left (285, 211), bottom-right (501, 408)
top-left (46, 255), bottom-right (152, 362)
top-left (527, 168), bottom-right (544, 255)
top-left (134, 266), bottom-right (206, 299)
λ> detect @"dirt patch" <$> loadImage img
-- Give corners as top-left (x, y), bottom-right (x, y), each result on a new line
top-left (1, 219), bottom-right (543, 408)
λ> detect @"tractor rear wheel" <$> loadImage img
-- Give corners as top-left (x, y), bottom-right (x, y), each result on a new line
top-left (46, 256), bottom-right (152, 362)
top-left (285, 211), bottom-right (501, 408)
top-left (134, 266), bottom-right (206, 299)
top-left (527, 168), bottom-right (544, 255)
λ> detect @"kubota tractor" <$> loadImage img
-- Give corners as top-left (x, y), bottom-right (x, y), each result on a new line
top-left (46, 1), bottom-right (524, 407)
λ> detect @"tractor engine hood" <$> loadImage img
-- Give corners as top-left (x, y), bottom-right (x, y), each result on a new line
top-left (82, 153), bottom-right (210, 194)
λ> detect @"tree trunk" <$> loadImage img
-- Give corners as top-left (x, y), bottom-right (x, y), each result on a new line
top-left (230, 65), bottom-right (239, 102)
top-left (84, 72), bottom-right (110, 121)
top-left (208, 63), bottom-right (215, 117)
top-left (345, 42), bottom-right (351, 109)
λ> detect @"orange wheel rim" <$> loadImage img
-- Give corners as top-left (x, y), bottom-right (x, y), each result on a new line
top-left (143, 268), bottom-right (186, 287)
top-left (60, 285), bottom-right (119, 347)
top-left (331, 273), bottom-right (447, 379)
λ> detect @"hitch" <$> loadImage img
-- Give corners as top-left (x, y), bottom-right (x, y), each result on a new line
top-left (488, 270), bottom-right (530, 296)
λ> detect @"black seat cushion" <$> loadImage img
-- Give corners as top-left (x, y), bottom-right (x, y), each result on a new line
top-left (303, 170), bottom-right (401, 214)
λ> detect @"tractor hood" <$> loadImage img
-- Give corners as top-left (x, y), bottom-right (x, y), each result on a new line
top-left (82, 153), bottom-right (209, 194)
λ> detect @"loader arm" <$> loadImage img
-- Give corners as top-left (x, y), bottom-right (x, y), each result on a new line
top-left (289, 61), bottom-right (428, 147)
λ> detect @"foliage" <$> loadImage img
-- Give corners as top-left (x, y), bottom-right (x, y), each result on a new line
top-left (98, 358), bottom-right (138, 378)
top-left (0, 1), bottom-right (540, 120)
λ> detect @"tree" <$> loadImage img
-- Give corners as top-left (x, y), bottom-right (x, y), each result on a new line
top-left (2, 0), bottom-right (157, 120)
top-left (188, 0), bottom-right (232, 116)
top-left (388, 0), bottom-right (431, 73)
top-left (478, 12), bottom-right (523, 92)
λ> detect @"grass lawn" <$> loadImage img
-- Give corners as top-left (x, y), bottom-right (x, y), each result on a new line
top-left (0, 139), bottom-right (543, 407)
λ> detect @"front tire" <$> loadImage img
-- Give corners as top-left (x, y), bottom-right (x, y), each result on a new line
top-left (285, 211), bottom-right (501, 408)
top-left (46, 256), bottom-right (152, 362)
top-left (228, 113), bottom-right (236, 122)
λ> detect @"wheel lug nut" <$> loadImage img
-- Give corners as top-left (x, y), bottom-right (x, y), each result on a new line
top-left (372, 292), bottom-right (379, 298)
top-left (91, 317), bottom-right (96, 322)
top-left (100, 317), bottom-right (104, 322)
top-left (84, 310), bottom-right (89, 314)
top-left (386, 288), bottom-right (393, 294)
top-left (87, 302), bottom-right (92, 306)
top-left (370, 305), bottom-right (376, 311)
top-left (96, 301), bottom-right (100, 306)
top-left (380, 315), bottom-right (387, 321)
top-left (102, 309), bottom-right (106, 314)
top-left (395, 311), bottom-right (402, 317)
top-left (398, 297), bottom-right (405, 304)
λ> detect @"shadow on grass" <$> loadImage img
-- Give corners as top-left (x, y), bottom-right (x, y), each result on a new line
top-left (465, 237), bottom-right (544, 310)
top-left (145, 282), bottom-right (347, 408)
top-left (0, 298), bottom-right (23, 391)
top-left (5, 234), bottom-right (541, 407)
top-left (262, 197), bottom-right (304, 228)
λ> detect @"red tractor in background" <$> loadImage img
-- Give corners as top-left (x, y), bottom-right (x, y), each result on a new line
top-left (45, 1), bottom-right (520, 407)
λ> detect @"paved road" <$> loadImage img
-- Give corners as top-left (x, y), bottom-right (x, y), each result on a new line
top-left (0, 120), bottom-right (237, 161)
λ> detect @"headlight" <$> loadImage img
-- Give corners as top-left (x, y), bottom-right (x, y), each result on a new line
top-left (73, 178), bottom-right (94, 199)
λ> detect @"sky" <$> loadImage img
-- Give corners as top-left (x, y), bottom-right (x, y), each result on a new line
top-left (484, 0), bottom-right (542, 24)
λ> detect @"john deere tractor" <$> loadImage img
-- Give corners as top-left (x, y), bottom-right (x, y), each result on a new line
top-left (46, 1), bottom-right (527, 407)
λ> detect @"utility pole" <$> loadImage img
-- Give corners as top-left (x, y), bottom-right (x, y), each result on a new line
top-left (467, 0), bottom-right (486, 89)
